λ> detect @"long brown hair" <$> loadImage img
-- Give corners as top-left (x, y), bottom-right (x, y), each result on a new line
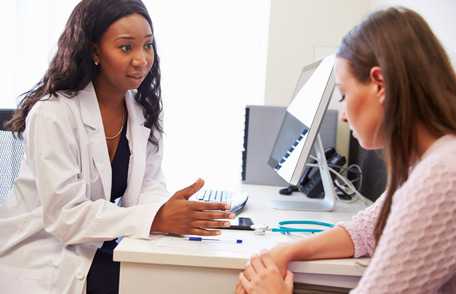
top-left (337, 7), bottom-right (456, 243)
top-left (5, 0), bottom-right (163, 148)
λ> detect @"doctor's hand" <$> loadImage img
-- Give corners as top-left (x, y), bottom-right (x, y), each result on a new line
top-left (150, 178), bottom-right (235, 236)
top-left (238, 253), bottom-right (294, 294)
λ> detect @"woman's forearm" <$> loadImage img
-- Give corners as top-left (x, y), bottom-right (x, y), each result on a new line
top-left (285, 226), bottom-right (355, 262)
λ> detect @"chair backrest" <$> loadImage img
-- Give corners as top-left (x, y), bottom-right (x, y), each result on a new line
top-left (0, 109), bottom-right (24, 203)
top-left (348, 135), bottom-right (386, 201)
top-left (0, 109), bottom-right (14, 130)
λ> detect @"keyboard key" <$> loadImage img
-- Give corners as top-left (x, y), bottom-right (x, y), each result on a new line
top-left (190, 189), bottom-right (248, 214)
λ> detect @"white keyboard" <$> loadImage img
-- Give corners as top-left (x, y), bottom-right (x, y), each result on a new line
top-left (189, 189), bottom-right (248, 214)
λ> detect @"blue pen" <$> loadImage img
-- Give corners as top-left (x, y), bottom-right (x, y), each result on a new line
top-left (186, 236), bottom-right (243, 244)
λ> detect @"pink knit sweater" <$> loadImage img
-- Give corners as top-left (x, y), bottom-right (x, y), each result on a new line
top-left (339, 135), bottom-right (456, 293)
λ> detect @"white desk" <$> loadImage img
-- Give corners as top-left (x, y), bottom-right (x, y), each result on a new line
top-left (114, 185), bottom-right (370, 294)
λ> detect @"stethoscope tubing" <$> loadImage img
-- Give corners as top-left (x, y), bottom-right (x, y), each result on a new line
top-left (271, 220), bottom-right (335, 234)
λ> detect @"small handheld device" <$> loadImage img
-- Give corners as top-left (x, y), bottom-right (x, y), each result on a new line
top-left (223, 217), bottom-right (254, 231)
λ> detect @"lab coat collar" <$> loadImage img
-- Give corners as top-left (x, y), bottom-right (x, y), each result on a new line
top-left (124, 90), bottom-right (147, 126)
top-left (78, 83), bottom-right (101, 130)
top-left (77, 82), bottom-right (151, 203)
top-left (78, 83), bottom-right (147, 129)
top-left (124, 90), bottom-right (151, 206)
top-left (78, 83), bottom-right (112, 200)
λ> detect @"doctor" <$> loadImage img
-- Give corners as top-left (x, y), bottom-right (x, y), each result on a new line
top-left (0, 0), bottom-right (234, 293)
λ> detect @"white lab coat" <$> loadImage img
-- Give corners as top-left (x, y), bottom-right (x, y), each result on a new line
top-left (0, 83), bottom-right (170, 294)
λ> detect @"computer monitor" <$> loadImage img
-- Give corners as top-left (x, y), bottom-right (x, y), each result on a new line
top-left (268, 55), bottom-right (337, 211)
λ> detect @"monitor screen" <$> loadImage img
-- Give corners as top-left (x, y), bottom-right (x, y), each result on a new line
top-left (268, 55), bottom-right (336, 185)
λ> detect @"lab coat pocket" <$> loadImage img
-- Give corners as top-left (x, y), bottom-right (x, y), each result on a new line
top-left (0, 190), bottom-right (26, 216)
top-left (0, 265), bottom-right (56, 293)
top-left (0, 214), bottom-right (27, 254)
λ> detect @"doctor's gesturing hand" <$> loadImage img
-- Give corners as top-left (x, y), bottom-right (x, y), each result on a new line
top-left (150, 179), bottom-right (235, 236)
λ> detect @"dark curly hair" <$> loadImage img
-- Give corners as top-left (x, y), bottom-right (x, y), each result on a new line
top-left (6, 0), bottom-right (163, 148)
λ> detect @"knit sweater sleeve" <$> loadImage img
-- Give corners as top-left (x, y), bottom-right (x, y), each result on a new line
top-left (337, 193), bottom-right (386, 258)
top-left (351, 152), bottom-right (456, 293)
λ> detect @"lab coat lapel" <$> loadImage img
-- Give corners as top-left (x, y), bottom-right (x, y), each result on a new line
top-left (123, 92), bottom-right (150, 206)
top-left (78, 83), bottom-right (112, 201)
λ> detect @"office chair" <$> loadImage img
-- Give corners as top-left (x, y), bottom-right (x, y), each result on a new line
top-left (0, 109), bottom-right (24, 203)
top-left (348, 133), bottom-right (386, 201)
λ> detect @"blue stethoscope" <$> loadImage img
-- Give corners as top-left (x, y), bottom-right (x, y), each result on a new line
top-left (252, 220), bottom-right (335, 235)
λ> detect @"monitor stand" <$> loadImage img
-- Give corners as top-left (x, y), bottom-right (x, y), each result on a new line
top-left (271, 135), bottom-right (336, 211)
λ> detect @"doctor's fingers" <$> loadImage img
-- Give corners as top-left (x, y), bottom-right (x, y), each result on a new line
top-left (191, 220), bottom-right (231, 229)
top-left (172, 178), bottom-right (205, 199)
top-left (191, 210), bottom-right (235, 220)
top-left (188, 227), bottom-right (221, 236)
top-left (190, 200), bottom-right (230, 212)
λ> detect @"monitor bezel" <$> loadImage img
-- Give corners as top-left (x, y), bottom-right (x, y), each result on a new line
top-left (270, 56), bottom-right (336, 186)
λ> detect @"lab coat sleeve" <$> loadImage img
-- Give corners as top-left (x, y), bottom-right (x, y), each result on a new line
top-left (26, 101), bottom-right (155, 245)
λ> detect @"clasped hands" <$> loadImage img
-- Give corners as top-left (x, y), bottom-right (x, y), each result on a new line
top-left (151, 178), bottom-right (235, 236)
top-left (235, 246), bottom-right (294, 294)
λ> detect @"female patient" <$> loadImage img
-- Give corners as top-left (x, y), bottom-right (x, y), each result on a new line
top-left (0, 0), bottom-right (233, 293)
top-left (237, 7), bottom-right (456, 294)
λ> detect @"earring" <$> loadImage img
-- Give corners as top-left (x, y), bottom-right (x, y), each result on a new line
top-left (94, 60), bottom-right (99, 66)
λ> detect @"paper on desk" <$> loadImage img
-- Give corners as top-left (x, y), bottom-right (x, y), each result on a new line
top-left (148, 232), bottom-right (304, 257)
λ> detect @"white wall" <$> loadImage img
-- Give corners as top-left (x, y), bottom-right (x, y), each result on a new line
top-left (369, 0), bottom-right (456, 69)
top-left (264, 0), bottom-right (370, 157)
top-left (265, 0), bottom-right (370, 106)
top-left (146, 1), bottom-right (270, 192)
top-left (0, 1), bottom-right (15, 108)
top-left (0, 0), bottom-right (79, 109)
top-left (264, 0), bottom-right (456, 107)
